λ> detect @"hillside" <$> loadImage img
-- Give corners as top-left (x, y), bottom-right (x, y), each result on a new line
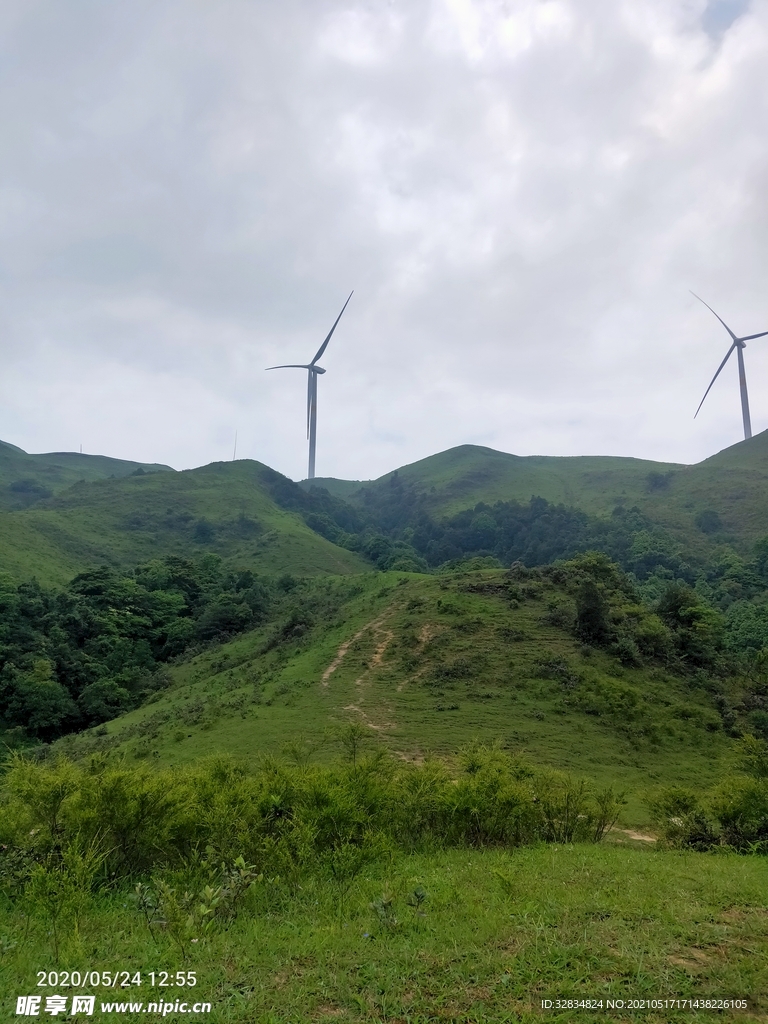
top-left (4, 444), bottom-right (766, 1020)
top-left (0, 439), bottom-right (172, 510)
top-left (316, 431), bottom-right (768, 557)
top-left (5, 433), bottom-right (768, 587)
top-left (58, 563), bottom-right (754, 826)
top-left (0, 458), bottom-right (367, 584)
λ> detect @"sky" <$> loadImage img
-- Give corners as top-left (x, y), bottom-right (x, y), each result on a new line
top-left (1, 0), bottom-right (767, 481)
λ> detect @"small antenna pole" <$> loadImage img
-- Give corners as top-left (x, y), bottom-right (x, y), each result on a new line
top-left (233, 431), bottom-right (237, 461)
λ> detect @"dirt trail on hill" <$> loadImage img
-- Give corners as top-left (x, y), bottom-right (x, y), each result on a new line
top-left (341, 703), bottom-right (393, 732)
top-left (397, 621), bottom-right (442, 692)
top-left (613, 827), bottom-right (656, 843)
top-left (323, 613), bottom-right (398, 731)
top-left (322, 614), bottom-right (388, 687)
top-left (343, 621), bottom-right (396, 730)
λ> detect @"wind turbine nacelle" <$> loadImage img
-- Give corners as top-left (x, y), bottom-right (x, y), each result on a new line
top-left (312, 365), bottom-right (326, 374)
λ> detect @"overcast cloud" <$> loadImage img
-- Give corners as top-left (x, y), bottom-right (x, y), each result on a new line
top-left (1, 0), bottom-right (766, 480)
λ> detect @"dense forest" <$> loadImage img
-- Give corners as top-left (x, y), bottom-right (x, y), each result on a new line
top-left (0, 558), bottom-right (276, 739)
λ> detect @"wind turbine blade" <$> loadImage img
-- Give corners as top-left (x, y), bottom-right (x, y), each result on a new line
top-left (694, 343), bottom-right (736, 418)
top-left (266, 364), bottom-right (312, 370)
top-left (740, 330), bottom-right (768, 342)
top-left (690, 291), bottom-right (738, 341)
top-left (311, 291), bottom-right (353, 365)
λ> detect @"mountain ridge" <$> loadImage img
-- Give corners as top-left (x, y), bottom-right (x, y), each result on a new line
top-left (2, 432), bottom-right (768, 585)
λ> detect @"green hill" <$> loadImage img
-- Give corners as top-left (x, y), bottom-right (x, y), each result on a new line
top-left (0, 457), bottom-right (367, 584)
top-left (6, 432), bottom-right (768, 587)
top-left (315, 431), bottom-right (768, 566)
top-left (58, 562), bottom-right (754, 826)
top-left (0, 439), bottom-right (173, 510)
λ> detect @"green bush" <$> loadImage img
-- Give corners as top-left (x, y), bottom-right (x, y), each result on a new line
top-left (656, 583), bottom-right (723, 668)
top-left (647, 786), bottom-right (719, 851)
top-left (575, 580), bottom-right (611, 646)
top-left (0, 748), bottom-right (621, 897)
top-left (632, 613), bottom-right (674, 662)
top-left (709, 775), bottom-right (768, 851)
top-left (648, 738), bottom-right (768, 852)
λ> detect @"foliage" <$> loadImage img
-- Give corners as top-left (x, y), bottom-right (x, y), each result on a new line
top-left (656, 583), bottom-right (723, 668)
top-left (0, 557), bottom-right (274, 738)
top-left (575, 580), bottom-right (611, 646)
top-left (0, 749), bottom-right (621, 892)
top-left (649, 737), bottom-right (768, 853)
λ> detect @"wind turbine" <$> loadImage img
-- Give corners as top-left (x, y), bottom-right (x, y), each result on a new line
top-left (692, 292), bottom-right (768, 440)
top-left (267, 291), bottom-right (353, 480)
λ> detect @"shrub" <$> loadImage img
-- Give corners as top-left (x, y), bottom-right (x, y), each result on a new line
top-left (695, 509), bottom-right (722, 534)
top-left (656, 583), bottom-right (722, 668)
top-left (648, 786), bottom-right (718, 851)
top-left (0, 749), bottom-right (619, 894)
top-left (78, 681), bottom-right (133, 723)
top-left (709, 776), bottom-right (768, 851)
top-left (633, 613), bottom-right (674, 662)
top-left (612, 633), bottom-right (642, 666)
top-left (575, 580), bottom-right (611, 646)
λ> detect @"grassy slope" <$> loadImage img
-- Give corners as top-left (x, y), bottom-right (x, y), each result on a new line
top-left (0, 460), bottom-right (367, 585)
top-left (2, 844), bottom-right (766, 1023)
top-left (5, 431), bottom-right (768, 585)
top-left (63, 569), bottom-right (740, 827)
top-left (0, 439), bottom-right (172, 510)
top-left (319, 431), bottom-right (768, 557)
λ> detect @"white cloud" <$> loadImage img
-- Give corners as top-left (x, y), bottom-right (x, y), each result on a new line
top-left (1, 0), bottom-right (767, 480)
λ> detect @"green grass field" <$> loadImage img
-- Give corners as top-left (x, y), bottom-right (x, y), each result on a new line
top-left (2, 842), bottom-right (766, 1022)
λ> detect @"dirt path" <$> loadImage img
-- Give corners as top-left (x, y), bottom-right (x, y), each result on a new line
top-left (322, 615), bottom-right (388, 687)
top-left (613, 827), bottom-right (656, 843)
top-left (396, 621), bottom-right (441, 692)
top-left (322, 613), bottom-right (399, 732)
top-left (341, 703), bottom-right (394, 732)
top-left (340, 625), bottom-right (398, 731)
top-left (369, 627), bottom-right (394, 669)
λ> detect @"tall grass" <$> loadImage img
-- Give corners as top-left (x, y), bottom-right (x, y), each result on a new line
top-left (0, 746), bottom-right (622, 887)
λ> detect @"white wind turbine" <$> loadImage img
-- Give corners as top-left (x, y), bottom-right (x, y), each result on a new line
top-left (267, 292), bottom-right (353, 479)
top-left (692, 292), bottom-right (768, 440)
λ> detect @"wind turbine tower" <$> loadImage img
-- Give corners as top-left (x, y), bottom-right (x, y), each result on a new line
top-left (692, 292), bottom-right (768, 440)
top-left (267, 291), bottom-right (353, 480)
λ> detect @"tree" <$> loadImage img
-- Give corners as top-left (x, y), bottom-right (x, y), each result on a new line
top-left (5, 661), bottom-right (78, 739)
top-left (657, 583), bottom-right (722, 667)
top-left (575, 580), bottom-right (610, 646)
top-left (78, 680), bottom-right (133, 724)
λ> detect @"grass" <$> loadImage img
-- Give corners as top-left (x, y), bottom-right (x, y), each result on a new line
top-left (0, 440), bottom-right (172, 510)
top-left (58, 568), bottom-right (744, 828)
top-left (321, 431), bottom-right (768, 558)
top-left (0, 460), bottom-right (367, 584)
top-left (1, 843), bottom-right (766, 1022)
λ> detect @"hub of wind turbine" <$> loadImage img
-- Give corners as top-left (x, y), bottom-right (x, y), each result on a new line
top-left (266, 291), bottom-right (353, 480)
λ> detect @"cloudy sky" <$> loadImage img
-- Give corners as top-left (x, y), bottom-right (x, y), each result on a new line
top-left (1, 0), bottom-right (766, 480)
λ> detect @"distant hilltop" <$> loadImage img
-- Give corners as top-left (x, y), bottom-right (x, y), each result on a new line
top-left (0, 439), bottom-right (173, 502)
